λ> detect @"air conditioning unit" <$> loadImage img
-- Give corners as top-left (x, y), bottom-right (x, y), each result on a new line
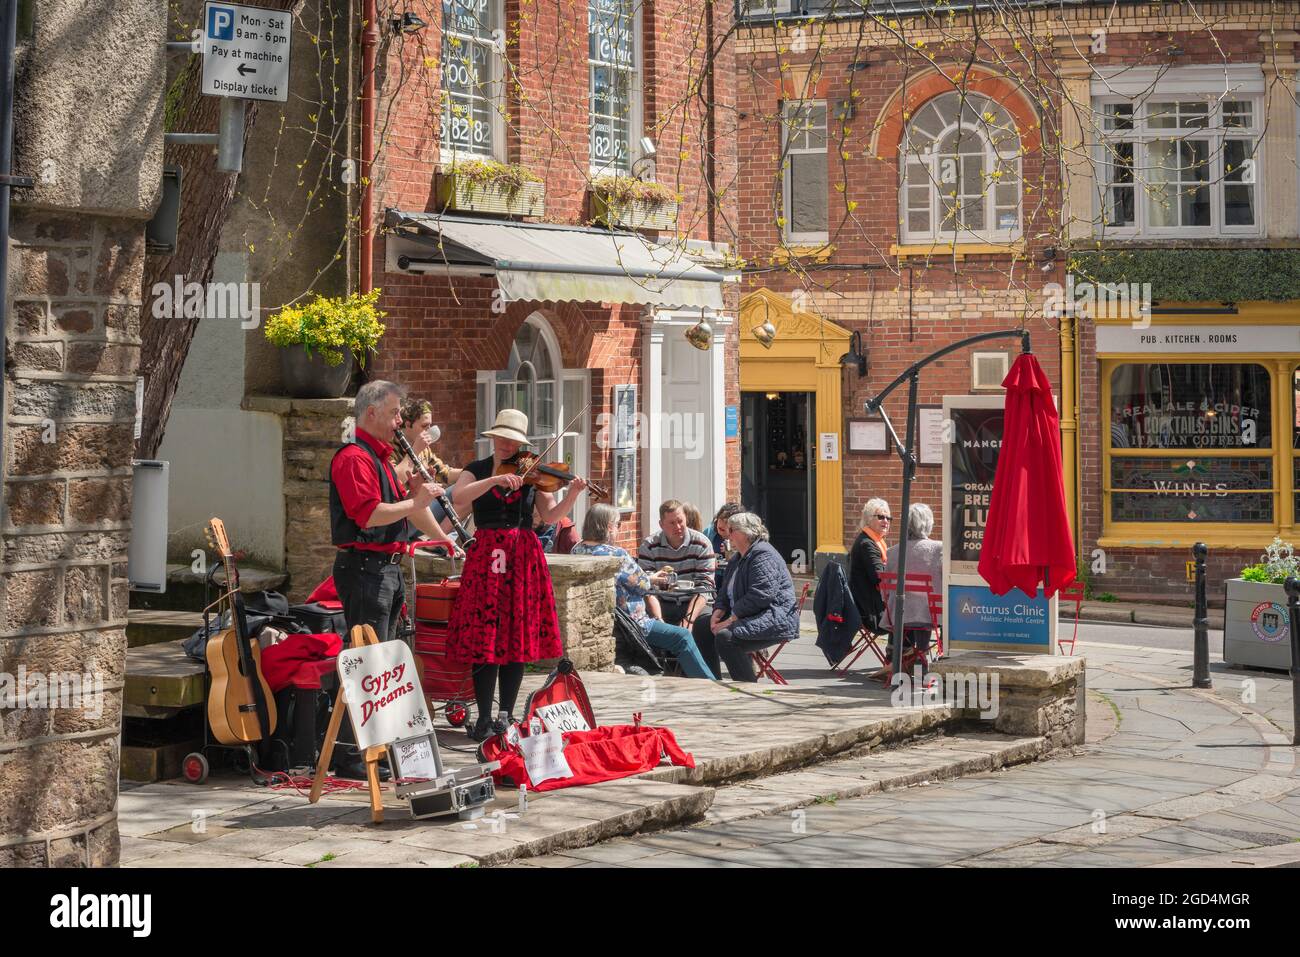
top-left (971, 352), bottom-right (1009, 391)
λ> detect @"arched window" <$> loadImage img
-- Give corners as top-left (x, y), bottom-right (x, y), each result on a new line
top-left (476, 315), bottom-right (591, 525)
top-left (900, 91), bottom-right (1022, 243)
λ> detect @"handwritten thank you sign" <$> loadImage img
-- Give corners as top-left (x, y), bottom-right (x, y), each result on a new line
top-left (338, 641), bottom-right (430, 750)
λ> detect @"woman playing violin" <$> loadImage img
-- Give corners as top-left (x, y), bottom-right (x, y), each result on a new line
top-left (447, 409), bottom-right (590, 742)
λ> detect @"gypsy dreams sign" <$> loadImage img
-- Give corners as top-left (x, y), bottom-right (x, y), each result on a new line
top-left (337, 641), bottom-right (431, 750)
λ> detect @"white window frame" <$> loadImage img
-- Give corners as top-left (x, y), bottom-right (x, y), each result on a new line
top-left (440, 0), bottom-right (507, 164)
top-left (1093, 93), bottom-right (1262, 240)
top-left (898, 92), bottom-right (1023, 245)
top-left (475, 316), bottom-right (591, 527)
top-left (739, 0), bottom-right (794, 16)
top-left (588, 0), bottom-right (644, 177)
top-left (782, 99), bottom-right (830, 244)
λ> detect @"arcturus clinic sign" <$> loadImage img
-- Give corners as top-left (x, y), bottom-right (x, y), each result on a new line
top-left (941, 395), bottom-right (1057, 654)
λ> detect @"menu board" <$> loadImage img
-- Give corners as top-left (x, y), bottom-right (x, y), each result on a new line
top-left (947, 406), bottom-right (1004, 572)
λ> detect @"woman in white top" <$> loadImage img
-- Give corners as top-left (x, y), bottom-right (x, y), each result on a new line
top-left (883, 503), bottom-right (943, 657)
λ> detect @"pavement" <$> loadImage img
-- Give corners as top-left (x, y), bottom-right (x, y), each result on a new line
top-left (116, 649), bottom-right (973, 868)
top-left (510, 624), bottom-right (1300, 868)
top-left (114, 602), bottom-right (1300, 869)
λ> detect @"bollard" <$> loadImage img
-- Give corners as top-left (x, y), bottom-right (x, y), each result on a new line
top-left (1192, 542), bottom-right (1212, 689)
top-left (1286, 578), bottom-right (1300, 746)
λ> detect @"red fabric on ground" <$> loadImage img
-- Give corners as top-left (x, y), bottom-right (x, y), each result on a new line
top-left (260, 632), bottom-right (343, 692)
top-left (486, 724), bottom-right (694, 792)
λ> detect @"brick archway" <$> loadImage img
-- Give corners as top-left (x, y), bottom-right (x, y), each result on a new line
top-left (872, 67), bottom-right (1042, 159)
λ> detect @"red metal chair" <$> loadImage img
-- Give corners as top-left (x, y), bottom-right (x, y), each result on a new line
top-left (834, 572), bottom-right (931, 676)
top-left (927, 589), bottom-right (944, 658)
top-left (751, 581), bottom-right (812, 685)
top-left (1057, 580), bottom-right (1085, 655)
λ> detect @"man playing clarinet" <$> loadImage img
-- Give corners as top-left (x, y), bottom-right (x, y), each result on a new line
top-left (327, 380), bottom-right (458, 778)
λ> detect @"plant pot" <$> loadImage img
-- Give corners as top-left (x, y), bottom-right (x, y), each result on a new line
top-left (437, 172), bottom-right (545, 217)
top-left (280, 344), bottom-right (354, 399)
top-left (591, 192), bottom-right (678, 231)
top-left (1223, 577), bottom-right (1292, 669)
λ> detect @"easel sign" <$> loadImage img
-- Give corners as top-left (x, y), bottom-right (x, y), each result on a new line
top-left (941, 394), bottom-right (1058, 655)
top-left (310, 626), bottom-right (431, 823)
top-left (338, 640), bottom-right (431, 749)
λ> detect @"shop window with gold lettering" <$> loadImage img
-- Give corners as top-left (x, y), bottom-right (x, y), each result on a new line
top-left (1107, 362), bottom-right (1273, 524)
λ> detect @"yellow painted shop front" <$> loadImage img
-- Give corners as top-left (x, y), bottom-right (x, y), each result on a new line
top-left (738, 288), bottom-right (851, 571)
top-left (1093, 305), bottom-right (1300, 553)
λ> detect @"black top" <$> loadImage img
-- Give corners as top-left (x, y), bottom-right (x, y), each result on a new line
top-left (329, 440), bottom-right (412, 547)
top-left (466, 456), bottom-right (536, 530)
top-left (847, 530), bottom-right (886, 633)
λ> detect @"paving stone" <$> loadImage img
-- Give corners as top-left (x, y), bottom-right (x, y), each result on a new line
top-left (262, 836), bottom-right (405, 866)
top-left (125, 850), bottom-right (296, 868)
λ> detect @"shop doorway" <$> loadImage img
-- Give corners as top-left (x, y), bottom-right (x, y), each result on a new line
top-left (741, 391), bottom-right (816, 565)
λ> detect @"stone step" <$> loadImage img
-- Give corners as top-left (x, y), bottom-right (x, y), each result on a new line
top-left (129, 564), bottom-right (288, 614)
top-left (126, 609), bottom-right (204, 648)
top-left (699, 730), bottom-right (1046, 826)
top-left (123, 639), bottom-right (206, 718)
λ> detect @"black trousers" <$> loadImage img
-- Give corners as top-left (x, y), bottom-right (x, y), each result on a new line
top-left (331, 550), bottom-right (405, 760)
top-left (690, 619), bottom-right (786, 683)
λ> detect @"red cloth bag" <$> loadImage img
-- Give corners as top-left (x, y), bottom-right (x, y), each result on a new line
top-left (260, 632), bottom-right (343, 692)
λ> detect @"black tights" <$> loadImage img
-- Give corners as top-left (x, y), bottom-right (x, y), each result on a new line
top-left (472, 662), bottom-right (526, 724)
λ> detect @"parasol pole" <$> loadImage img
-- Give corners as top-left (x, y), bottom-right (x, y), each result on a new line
top-left (865, 329), bottom-right (1032, 682)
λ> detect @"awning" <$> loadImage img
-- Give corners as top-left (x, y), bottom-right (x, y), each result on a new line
top-left (385, 210), bottom-right (725, 310)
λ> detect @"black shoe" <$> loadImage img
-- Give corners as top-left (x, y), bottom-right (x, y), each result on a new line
top-left (333, 754), bottom-right (391, 782)
top-left (466, 716), bottom-right (494, 743)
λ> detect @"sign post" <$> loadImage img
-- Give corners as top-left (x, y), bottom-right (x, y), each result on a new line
top-left (201, 2), bottom-right (292, 103)
top-left (942, 395), bottom-right (1059, 654)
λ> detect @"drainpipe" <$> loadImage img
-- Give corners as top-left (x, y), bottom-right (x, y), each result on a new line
top-left (359, 0), bottom-right (378, 293)
top-left (1060, 313), bottom-right (1078, 544)
top-left (0, 0), bottom-right (22, 461)
top-left (704, 0), bottom-right (716, 244)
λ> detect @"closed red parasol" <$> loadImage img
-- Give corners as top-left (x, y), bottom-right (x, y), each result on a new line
top-left (978, 352), bottom-right (1077, 599)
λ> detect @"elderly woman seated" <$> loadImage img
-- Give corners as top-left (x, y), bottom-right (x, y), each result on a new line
top-left (572, 503), bottom-right (716, 679)
top-left (691, 511), bottom-right (799, 682)
top-left (883, 502), bottom-right (943, 659)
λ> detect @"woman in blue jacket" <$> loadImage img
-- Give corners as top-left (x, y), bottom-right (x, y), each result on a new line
top-left (692, 512), bottom-right (799, 681)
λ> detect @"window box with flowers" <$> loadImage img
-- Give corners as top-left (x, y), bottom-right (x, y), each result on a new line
top-left (590, 176), bottom-right (679, 231)
top-left (436, 160), bottom-right (545, 217)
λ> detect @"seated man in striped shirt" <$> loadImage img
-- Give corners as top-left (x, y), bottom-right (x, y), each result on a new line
top-left (638, 499), bottom-right (717, 630)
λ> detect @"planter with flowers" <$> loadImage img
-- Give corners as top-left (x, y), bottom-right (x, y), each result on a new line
top-left (436, 159), bottom-right (545, 217)
top-left (265, 289), bottom-right (386, 399)
top-left (1223, 537), bottom-right (1299, 669)
top-left (590, 175), bottom-right (679, 231)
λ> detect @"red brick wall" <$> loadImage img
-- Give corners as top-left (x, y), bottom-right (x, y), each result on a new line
top-left (362, 0), bottom-right (738, 548)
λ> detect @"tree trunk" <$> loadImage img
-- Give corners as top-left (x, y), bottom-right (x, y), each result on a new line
top-left (138, 1), bottom-right (300, 458)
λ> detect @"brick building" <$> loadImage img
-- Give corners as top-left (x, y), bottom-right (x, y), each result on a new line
top-left (364, 0), bottom-right (742, 552)
top-left (733, 1), bottom-right (1300, 601)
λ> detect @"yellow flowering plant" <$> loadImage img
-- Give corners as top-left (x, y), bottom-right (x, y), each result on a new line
top-left (264, 289), bottom-right (387, 367)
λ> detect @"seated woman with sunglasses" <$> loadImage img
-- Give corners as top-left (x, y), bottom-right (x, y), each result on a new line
top-left (848, 498), bottom-right (892, 635)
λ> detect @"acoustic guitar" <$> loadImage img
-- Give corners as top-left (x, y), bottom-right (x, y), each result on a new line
top-left (204, 517), bottom-right (277, 745)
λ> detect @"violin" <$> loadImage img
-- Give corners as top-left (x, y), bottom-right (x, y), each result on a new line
top-left (496, 451), bottom-right (609, 500)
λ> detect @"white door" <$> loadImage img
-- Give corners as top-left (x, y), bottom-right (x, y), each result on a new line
top-left (661, 334), bottom-right (714, 521)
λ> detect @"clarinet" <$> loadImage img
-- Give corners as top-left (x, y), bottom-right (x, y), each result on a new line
top-left (392, 428), bottom-right (476, 549)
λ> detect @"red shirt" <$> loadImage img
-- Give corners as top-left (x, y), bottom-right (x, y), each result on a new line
top-left (331, 429), bottom-right (410, 552)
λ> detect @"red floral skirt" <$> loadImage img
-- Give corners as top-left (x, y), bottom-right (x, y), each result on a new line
top-left (445, 528), bottom-right (563, 665)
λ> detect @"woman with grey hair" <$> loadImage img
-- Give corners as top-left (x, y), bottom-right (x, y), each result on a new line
top-left (883, 502), bottom-right (943, 660)
top-left (848, 497), bottom-right (891, 633)
top-left (572, 503), bottom-right (716, 679)
top-left (691, 512), bottom-right (799, 682)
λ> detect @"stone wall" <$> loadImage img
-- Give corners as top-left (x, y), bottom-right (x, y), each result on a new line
top-left (931, 653), bottom-right (1087, 751)
top-left (2, 0), bottom-right (166, 866)
top-left (416, 552), bottom-right (620, 673)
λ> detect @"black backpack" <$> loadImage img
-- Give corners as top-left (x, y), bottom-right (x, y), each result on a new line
top-left (612, 607), bottom-right (663, 676)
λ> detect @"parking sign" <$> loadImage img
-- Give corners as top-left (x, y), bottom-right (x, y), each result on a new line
top-left (201, 1), bottom-right (292, 103)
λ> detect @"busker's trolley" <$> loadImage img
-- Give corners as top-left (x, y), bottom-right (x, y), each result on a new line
top-left (405, 540), bottom-right (476, 728)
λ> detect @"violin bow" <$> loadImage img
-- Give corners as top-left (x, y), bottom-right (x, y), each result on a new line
top-left (516, 400), bottom-right (593, 482)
